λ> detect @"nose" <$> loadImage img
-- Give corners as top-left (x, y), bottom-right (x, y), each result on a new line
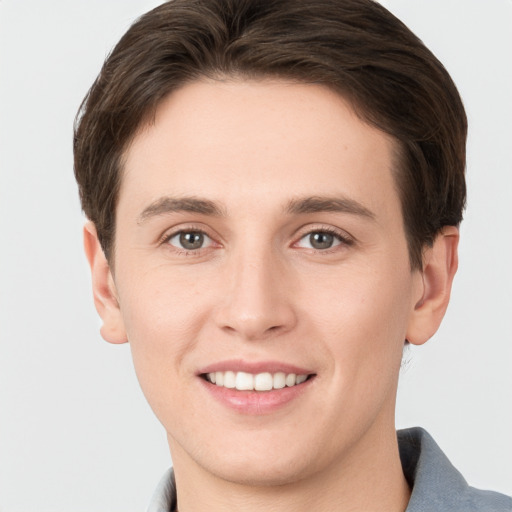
top-left (214, 248), bottom-right (298, 341)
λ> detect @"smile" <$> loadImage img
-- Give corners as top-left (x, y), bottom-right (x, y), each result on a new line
top-left (204, 371), bottom-right (310, 391)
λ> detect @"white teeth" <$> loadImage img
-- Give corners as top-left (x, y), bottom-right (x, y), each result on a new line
top-left (205, 371), bottom-right (310, 391)
top-left (285, 373), bottom-right (296, 387)
top-left (224, 371), bottom-right (236, 388)
top-left (273, 372), bottom-right (286, 389)
top-left (235, 371), bottom-right (254, 390)
top-left (254, 372), bottom-right (273, 391)
top-left (296, 374), bottom-right (308, 384)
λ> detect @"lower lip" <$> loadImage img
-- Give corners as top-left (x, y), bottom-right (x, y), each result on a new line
top-left (200, 377), bottom-right (314, 414)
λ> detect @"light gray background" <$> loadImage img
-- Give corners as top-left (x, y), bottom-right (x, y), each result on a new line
top-left (0, 1), bottom-right (511, 510)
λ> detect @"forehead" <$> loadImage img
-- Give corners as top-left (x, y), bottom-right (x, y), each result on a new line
top-left (120, 79), bottom-right (400, 221)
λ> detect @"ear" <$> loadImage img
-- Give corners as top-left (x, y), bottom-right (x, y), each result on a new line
top-left (406, 226), bottom-right (459, 346)
top-left (83, 222), bottom-right (128, 344)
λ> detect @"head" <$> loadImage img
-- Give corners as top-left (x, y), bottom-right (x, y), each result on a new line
top-left (74, 0), bottom-right (466, 491)
top-left (74, 0), bottom-right (466, 270)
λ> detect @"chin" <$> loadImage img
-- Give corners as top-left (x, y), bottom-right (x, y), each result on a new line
top-left (203, 453), bottom-right (315, 487)
top-left (171, 428), bottom-right (321, 487)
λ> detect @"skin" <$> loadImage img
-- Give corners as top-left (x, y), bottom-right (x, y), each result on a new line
top-left (84, 80), bottom-right (459, 511)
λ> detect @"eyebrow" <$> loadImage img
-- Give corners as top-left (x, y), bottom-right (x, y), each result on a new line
top-left (137, 196), bottom-right (225, 224)
top-left (285, 196), bottom-right (376, 219)
top-left (137, 194), bottom-right (375, 224)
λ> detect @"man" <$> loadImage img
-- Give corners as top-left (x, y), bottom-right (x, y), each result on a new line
top-left (73, 0), bottom-right (512, 510)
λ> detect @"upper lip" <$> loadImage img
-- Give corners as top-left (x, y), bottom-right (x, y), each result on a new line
top-left (197, 359), bottom-right (314, 376)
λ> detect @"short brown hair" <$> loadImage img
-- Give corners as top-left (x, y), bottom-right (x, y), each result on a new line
top-left (74, 0), bottom-right (467, 269)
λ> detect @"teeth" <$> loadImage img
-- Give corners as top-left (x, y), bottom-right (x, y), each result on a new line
top-left (296, 374), bottom-right (308, 385)
top-left (235, 371), bottom-right (254, 390)
top-left (273, 372), bottom-right (286, 389)
top-left (254, 372), bottom-right (273, 391)
top-left (205, 371), bottom-right (309, 391)
top-left (285, 373), bottom-right (296, 387)
top-left (224, 371), bottom-right (236, 389)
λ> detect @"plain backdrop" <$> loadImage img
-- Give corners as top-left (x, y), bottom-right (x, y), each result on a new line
top-left (0, 1), bottom-right (511, 511)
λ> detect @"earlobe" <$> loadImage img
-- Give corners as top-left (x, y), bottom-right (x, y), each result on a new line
top-left (83, 222), bottom-right (128, 344)
top-left (406, 226), bottom-right (459, 345)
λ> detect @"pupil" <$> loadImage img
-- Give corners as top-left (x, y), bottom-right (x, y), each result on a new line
top-left (310, 232), bottom-right (334, 249)
top-left (180, 232), bottom-right (204, 250)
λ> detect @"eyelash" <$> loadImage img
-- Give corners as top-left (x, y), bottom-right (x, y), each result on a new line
top-left (159, 225), bottom-right (354, 255)
top-left (293, 226), bottom-right (354, 253)
top-left (159, 226), bottom-right (216, 255)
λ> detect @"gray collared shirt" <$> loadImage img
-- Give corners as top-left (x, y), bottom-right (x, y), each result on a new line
top-left (146, 427), bottom-right (512, 512)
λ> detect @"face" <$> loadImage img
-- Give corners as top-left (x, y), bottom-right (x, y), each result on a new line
top-left (101, 80), bottom-right (429, 485)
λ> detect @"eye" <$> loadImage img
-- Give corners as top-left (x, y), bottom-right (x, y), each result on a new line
top-left (167, 231), bottom-right (213, 251)
top-left (296, 230), bottom-right (350, 250)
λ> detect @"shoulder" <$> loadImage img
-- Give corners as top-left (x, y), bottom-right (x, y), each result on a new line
top-left (398, 427), bottom-right (512, 512)
top-left (464, 488), bottom-right (512, 512)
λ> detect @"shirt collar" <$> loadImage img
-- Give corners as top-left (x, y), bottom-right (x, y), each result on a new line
top-left (145, 467), bottom-right (177, 512)
top-left (399, 427), bottom-right (469, 511)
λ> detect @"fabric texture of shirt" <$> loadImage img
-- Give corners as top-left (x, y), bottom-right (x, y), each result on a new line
top-left (146, 427), bottom-right (512, 512)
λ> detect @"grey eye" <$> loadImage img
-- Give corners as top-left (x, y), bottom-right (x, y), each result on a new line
top-left (309, 232), bottom-right (335, 249)
top-left (168, 231), bottom-right (212, 250)
top-left (296, 231), bottom-right (343, 250)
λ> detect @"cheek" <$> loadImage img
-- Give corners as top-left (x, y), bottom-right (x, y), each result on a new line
top-left (305, 258), bottom-right (412, 335)
top-left (303, 259), bottom-right (413, 384)
top-left (116, 268), bottom-right (212, 401)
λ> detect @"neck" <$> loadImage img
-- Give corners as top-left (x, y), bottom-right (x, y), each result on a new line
top-left (169, 423), bottom-right (410, 512)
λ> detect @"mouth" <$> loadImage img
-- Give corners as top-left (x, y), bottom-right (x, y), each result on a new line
top-left (201, 371), bottom-right (312, 391)
top-left (198, 362), bottom-right (316, 413)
